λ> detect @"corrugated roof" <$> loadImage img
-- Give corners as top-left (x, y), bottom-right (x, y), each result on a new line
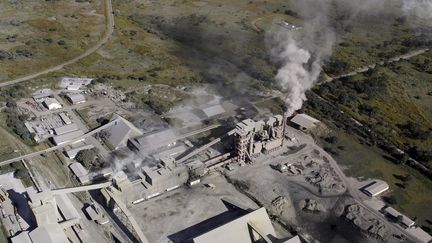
top-left (69, 162), bottom-right (89, 177)
top-left (201, 104), bottom-right (225, 117)
top-left (290, 114), bottom-right (320, 129)
top-left (53, 124), bottom-right (78, 135)
top-left (191, 207), bottom-right (276, 243)
top-left (363, 180), bottom-right (389, 196)
top-left (65, 144), bottom-right (94, 159)
top-left (66, 93), bottom-right (86, 104)
top-left (11, 231), bottom-right (32, 243)
top-left (28, 224), bottom-right (69, 243)
top-left (52, 130), bottom-right (84, 145)
top-left (59, 113), bottom-right (72, 125)
top-left (106, 115), bottom-right (143, 149)
top-left (135, 129), bottom-right (177, 150)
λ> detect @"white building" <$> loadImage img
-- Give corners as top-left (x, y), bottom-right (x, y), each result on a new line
top-left (290, 113), bottom-right (320, 131)
top-left (65, 93), bottom-right (86, 105)
top-left (362, 180), bottom-right (389, 197)
top-left (59, 77), bottom-right (92, 90)
top-left (43, 98), bottom-right (62, 110)
top-left (105, 115), bottom-right (143, 149)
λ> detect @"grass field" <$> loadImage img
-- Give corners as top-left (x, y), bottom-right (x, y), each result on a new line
top-left (317, 52), bottom-right (432, 168)
top-left (0, 0), bottom-right (105, 82)
top-left (319, 130), bottom-right (432, 229)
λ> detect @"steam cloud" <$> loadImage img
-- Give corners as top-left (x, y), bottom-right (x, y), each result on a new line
top-left (269, 6), bottom-right (334, 116)
top-left (271, 34), bottom-right (322, 116)
top-left (403, 0), bottom-right (432, 20)
top-left (270, 0), bottom-right (432, 116)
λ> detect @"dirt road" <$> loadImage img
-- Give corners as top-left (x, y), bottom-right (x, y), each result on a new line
top-left (0, 0), bottom-right (114, 88)
top-left (322, 48), bottom-right (430, 83)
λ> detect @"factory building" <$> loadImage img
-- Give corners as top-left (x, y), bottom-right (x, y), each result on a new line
top-left (59, 113), bottom-right (72, 125)
top-left (11, 188), bottom-right (81, 243)
top-left (177, 199), bottom-right (301, 243)
top-left (234, 115), bottom-right (285, 163)
top-left (102, 159), bottom-right (206, 207)
top-left (65, 93), bottom-right (86, 105)
top-left (42, 98), bottom-right (62, 110)
top-left (362, 180), bottom-right (389, 197)
top-left (290, 113), bottom-right (320, 131)
top-left (53, 123), bottom-right (79, 135)
top-left (129, 128), bottom-right (178, 153)
top-left (405, 227), bottom-right (432, 243)
top-left (382, 206), bottom-right (415, 228)
top-left (64, 144), bottom-right (94, 159)
top-left (105, 115), bottom-right (143, 150)
top-left (51, 130), bottom-right (84, 146)
top-left (69, 163), bottom-right (90, 184)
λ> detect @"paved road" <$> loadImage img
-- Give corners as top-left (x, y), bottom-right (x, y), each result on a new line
top-left (0, 0), bottom-right (115, 88)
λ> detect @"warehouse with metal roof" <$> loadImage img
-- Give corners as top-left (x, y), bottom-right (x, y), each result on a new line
top-left (362, 180), bottom-right (389, 197)
top-left (65, 93), bottom-right (86, 105)
top-left (105, 115), bottom-right (143, 149)
top-left (290, 113), bottom-right (320, 131)
top-left (51, 130), bottom-right (84, 146)
top-left (53, 123), bottom-right (78, 135)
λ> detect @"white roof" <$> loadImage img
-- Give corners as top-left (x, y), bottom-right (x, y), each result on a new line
top-left (384, 207), bottom-right (415, 227)
top-left (284, 236), bottom-right (302, 243)
top-left (69, 162), bottom-right (89, 178)
top-left (133, 129), bottom-right (178, 152)
top-left (28, 224), bottom-right (69, 243)
top-left (11, 231), bottom-right (32, 243)
top-left (52, 130), bottom-right (84, 145)
top-left (191, 207), bottom-right (276, 243)
top-left (106, 115), bottom-right (143, 149)
top-left (59, 113), bottom-right (71, 125)
top-left (363, 180), bottom-right (389, 196)
top-left (53, 123), bottom-right (78, 135)
top-left (43, 98), bottom-right (61, 107)
top-left (33, 89), bottom-right (54, 99)
top-left (59, 77), bottom-right (92, 89)
top-left (290, 114), bottom-right (320, 129)
top-left (406, 227), bottom-right (432, 243)
top-left (55, 194), bottom-right (81, 221)
top-left (65, 144), bottom-right (94, 159)
top-left (66, 93), bottom-right (86, 103)
top-left (201, 104), bottom-right (225, 118)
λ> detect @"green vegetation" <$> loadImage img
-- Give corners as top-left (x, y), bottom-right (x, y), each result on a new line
top-left (128, 86), bottom-right (190, 115)
top-left (76, 148), bottom-right (104, 171)
top-left (0, 0), bottom-right (105, 82)
top-left (3, 108), bottom-right (33, 145)
top-left (315, 57), bottom-right (432, 169)
top-left (318, 130), bottom-right (432, 228)
top-left (0, 223), bottom-right (7, 243)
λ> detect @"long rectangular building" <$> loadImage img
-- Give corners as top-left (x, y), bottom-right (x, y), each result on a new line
top-left (51, 130), bottom-right (84, 146)
top-left (53, 124), bottom-right (78, 135)
top-left (362, 180), bottom-right (389, 197)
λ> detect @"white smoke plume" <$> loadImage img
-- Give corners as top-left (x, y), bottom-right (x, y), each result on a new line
top-left (269, 0), bottom-right (431, 116)
top-left (272, 34), bottom-right (321, 116)
top-left (403, 0), bottom-right (432, 20)
top-left (269, 7), bottom-right (335, 116)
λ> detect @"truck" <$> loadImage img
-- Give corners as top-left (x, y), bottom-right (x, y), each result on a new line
top-left (9, 215), bottom-right (15, 224)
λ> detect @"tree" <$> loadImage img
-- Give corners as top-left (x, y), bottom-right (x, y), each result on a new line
top-left (75, 149), bottom-right (99, 169)
top-left (14, 169), bottom-right (29, 180)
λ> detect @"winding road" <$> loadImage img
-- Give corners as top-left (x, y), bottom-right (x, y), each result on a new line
top-left (0, 0), bottom-right (114, 88)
